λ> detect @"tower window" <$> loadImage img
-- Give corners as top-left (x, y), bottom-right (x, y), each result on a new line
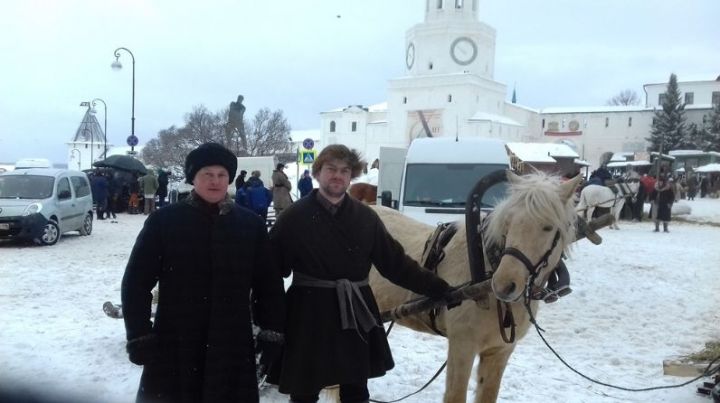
top-left (448, 94), bottom-right (452, 102)
top-left (437, 0), bottom-right (443, 9)
top-left (541, 119), bottom-right (545, 129)
top-left (684, 92), bottom-right (694, 105)
top-left (351, 121), bottom-right (357, 132)
top-left (329, 121), bottom-right (336, 132)
top-left (429, 62), bottom-right (434, 70)
top-left (403, 97), bottom-right (407, 104)
top-left (605, 117), bottom-right (609, 128)
top-left (455, 0), bottom-right (464, 8)
top-left (658, 94), bottom-right (667, 105)
top-left (628, 117), bottom-right (632, 127)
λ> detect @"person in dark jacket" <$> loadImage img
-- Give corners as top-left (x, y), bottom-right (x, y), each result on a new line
top-left (297, 169), bottom-right (313, 198)
top-left (156, 170), bottom-right (169, 208)
top-left (121, 143), bottom-right (286, 403)
top-left (235, 169), bottom-right (247, 191)
top-left (106, 172), bottom-right (119, 219)
top-left (90, 170), bottom-right (109, 220)
top-left (241, 171), bottom-right (272, 221)
top-left (650, 175), bottom-right (675, 232)
top-left (268, 144), bottom-right (453, 403)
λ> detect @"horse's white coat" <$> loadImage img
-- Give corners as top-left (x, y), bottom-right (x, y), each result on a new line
top-left (369, 172), bottom-right (582, 403)
top-left (576, 181), bottom-right (639, 229)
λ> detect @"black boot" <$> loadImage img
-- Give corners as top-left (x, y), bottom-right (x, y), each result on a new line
top-left (654, 222), bottom-right (660, 232)
top-left (663, 222), bottom-right (669, 233)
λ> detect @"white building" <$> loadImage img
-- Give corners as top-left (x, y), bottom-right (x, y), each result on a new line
top-left (320, 2), bottom-right (720, 171)
top-left (66, 107), bottom-right (109, 171)
top-left (321, 0), bottom-right (539, 162)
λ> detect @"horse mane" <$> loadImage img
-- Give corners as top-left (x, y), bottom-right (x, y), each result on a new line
top-left (484, 172), bottom-right (577, 253)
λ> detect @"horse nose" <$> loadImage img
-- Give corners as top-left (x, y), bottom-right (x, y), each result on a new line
top-left (495, 282), bottom-right (517, 302)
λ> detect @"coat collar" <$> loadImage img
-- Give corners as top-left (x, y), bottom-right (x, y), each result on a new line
top-left (186, 190), bottom-right (235, 215)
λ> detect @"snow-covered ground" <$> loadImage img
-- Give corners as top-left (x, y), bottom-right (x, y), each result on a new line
top-left (1, 198), bottom-right (719, 402)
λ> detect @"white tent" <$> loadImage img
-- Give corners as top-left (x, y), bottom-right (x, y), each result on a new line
top-left (696, 163), bottom-right (720, 173)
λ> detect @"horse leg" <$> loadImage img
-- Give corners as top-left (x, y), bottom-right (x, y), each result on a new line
top-left (474, 347), bottom-right (514, 403)
top-left (586, 206), bottom-right (595, 224)
top-left (612, 199), bottom-right (624, 229)
top-left (444, 335), bottom-right (478, 403)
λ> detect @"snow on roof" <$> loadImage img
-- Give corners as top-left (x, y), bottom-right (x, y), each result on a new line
top-left (696, 163), bottom-right (720, 173)
top-left (669, 149), bottom-right (720, 157)
top-left (610, 152), bottom-right (634, 162)
top-left (506, 142), bottom-right (579, 163)
top-left (368, 102), bottom-right (387, 112)
top-left (540, 105), bottom-right (649, 114)
top-left (505, 102), bottom-right (539, 113)
top-left (607, 160), bottom-right (652, 168)
top-left (468, 111), bottom-right (523, 126)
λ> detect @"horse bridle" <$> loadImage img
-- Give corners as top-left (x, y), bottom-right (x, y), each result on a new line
top-left (502, 230), bottom-right (561, 283)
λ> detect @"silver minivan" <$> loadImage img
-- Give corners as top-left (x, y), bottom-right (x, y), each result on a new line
top-left (0, 168), bottom-right (94, 245)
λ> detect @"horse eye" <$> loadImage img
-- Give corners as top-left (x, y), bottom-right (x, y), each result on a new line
top-left (542, 225), bottom-right (553, 232)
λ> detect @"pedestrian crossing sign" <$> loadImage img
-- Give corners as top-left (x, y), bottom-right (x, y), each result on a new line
top-left (300, 150), bottom-right (316, 164)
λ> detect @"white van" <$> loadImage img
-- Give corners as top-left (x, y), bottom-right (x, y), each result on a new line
top-left (0, 168), bottom-right (94, 245)
top-left (14, 158), bottom-right (52, 170)
top-left (379, 137), bottom-right (510, 225)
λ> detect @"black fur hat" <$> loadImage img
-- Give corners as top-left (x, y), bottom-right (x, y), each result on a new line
top-left (184, 143), bottom-right (237, 184)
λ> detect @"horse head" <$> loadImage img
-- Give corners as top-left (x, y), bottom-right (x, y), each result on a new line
top-left (488, 171), bottom-right (582, 302)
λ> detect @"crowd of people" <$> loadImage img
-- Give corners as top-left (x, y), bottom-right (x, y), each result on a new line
top-left (583, 163), bottom-right (718, 233)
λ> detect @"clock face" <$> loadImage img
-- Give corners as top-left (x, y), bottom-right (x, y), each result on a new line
top-left (450, 37), bottom-right (477, 66)
top-left (406, 42), bottom-right (416, 70)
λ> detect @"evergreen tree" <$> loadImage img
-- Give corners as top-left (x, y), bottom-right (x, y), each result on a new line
top-left (708, 102), bottom-right (720, 152)
top-left (646, 73), bottom-right (687, 152)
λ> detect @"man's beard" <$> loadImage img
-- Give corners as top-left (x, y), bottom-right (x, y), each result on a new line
top-left (321, 183), bottom-right (347, 198)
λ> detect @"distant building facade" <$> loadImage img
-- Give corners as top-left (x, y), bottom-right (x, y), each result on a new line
top-left (319, 2), bottom-right (720, 171)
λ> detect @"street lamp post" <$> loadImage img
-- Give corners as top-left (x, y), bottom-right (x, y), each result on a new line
top-left (111, 47), bottom-right (137, 153)
top-left (91, 98), bottom-right (108, 159)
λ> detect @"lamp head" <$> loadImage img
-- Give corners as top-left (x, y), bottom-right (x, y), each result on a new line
top-left (111, 57), bottom-right (122, 70)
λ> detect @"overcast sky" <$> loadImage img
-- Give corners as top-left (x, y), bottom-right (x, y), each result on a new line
top-left (1, 0), bottom-right (719, 164)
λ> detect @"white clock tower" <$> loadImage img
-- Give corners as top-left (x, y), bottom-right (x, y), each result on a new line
top-left (320, 1), bottom-right (539, 162)
top-left (384, 0), bottom-right (526, 147)
top-left (406, 0), bottom-right (495, 78)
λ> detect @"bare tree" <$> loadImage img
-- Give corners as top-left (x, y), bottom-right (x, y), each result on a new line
top-left (142, 105), bottom-right (293, 171)
top-left (246, 108), bottom-right (293, 156)
top-left (606, 89), bottom-right (640, 106)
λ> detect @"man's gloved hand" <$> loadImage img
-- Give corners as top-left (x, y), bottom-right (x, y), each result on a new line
top-left (126, 333), bottom-right (160, 366)
top-left (256, 330), bottom-right (284, 374)
top-left (442, 287), bottom-right (462, 310)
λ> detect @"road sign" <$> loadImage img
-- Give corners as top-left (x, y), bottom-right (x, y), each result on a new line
top-left (126, 135), bottom-right (139, 147)
top-left (300, 150), bottom-right (316, 164)
top-left (302, 138), bottom-right (315, 150)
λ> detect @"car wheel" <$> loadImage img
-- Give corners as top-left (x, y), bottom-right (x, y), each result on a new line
top-left (79, 213), bottom-right (93, 236)
top-left (34, 219), bottom-right (60, 246)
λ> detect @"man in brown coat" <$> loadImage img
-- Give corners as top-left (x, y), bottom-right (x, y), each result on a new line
top-left (272, 163), bottom-right (293, 217)
top-left (268, 145), bottom-right (454, 403)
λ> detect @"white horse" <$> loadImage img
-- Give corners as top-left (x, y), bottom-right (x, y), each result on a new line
top-left (576, 181), bottom-right (639, 229)
top-left (368, 172), bottom-right (581, 403)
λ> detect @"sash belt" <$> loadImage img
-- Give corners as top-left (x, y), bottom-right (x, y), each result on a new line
top-left (292, 272), bottom-right (379, 333)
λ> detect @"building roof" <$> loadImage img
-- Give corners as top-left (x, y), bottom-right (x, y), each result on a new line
top-left (540, 105), bottom-right (649, 114)
top-left (72, 109), bottom-right (105, 145)
top-left (469, 111), bottom-right (523, 126)
top-left (506, 142), bottom-right (579, 163)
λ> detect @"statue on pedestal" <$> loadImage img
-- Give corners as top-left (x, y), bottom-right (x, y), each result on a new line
top-left (228, 95), bottom-right (248, 155)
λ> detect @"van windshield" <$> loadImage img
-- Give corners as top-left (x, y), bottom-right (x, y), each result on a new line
top-left (0, 175), bottom-right (55, 199)
top-left (403, 163), bottom-right (508, 208)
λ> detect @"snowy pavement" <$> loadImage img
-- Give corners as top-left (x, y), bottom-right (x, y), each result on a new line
top-left (1, 198), bottom-right (719, 402)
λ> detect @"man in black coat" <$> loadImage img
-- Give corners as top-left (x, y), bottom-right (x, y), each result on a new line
top-left (269, 144), bottom-right (453, 403)
top-left (121, 143), bottom-right (286, 403)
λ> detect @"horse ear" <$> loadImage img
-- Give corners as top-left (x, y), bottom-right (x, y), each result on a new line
top-left (559, 174), bottom-right (583, 203)
top-left (507, 170), bottom-right (522, 184)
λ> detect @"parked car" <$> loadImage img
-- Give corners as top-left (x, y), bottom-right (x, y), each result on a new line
top-left (0, 168), bottom-right (94, 245)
